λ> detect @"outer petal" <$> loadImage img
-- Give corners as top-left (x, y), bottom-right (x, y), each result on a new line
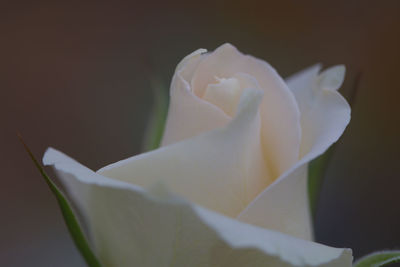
top-left (285, 64), bottom-right (350, 159)
top-left (98, 88), bottom-right (271, 217)
top-left (161, 49), bottom-right (231, 146)
top-left (43, 148), bottom-right (352, 267)
top-left (191, 43), bottom-right (301, 177)
top-left (237, 65), bottom-right (350, 241)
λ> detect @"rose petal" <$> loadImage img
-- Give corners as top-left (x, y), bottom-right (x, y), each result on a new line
top-left (191, 43), bottom-right (301, 177)
top-left (203, 77), bottom-right (242, 117)
top-left (286, 64), bottom-right (350, 159)
top-left (43, 148), bottom-right (352, 267)
top-left (237, 65), bottom-right (351, 241)
top-left (161, 49), bottom-right (231, 146)
top-left (238, 163), bottom-right (312, 240)
top-left (97, 88), bottom-right (271, 217)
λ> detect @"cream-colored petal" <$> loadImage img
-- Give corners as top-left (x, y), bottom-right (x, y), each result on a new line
top-left (98, 88), bottom-right (270, 217)
top-left (237, 65), bottom-right (351, 241)
top-left (238, 164), bottom-right (312, 240)
top-left (286, 64), bottom-right (350, 159)
top-left (203, 77), bottom-right (242, 117)
top-left (161, 49), bottom-right (231, 146)
top-left (191, 43), bottom-right (301, 177)
top-left (175, 49), bottom-right (207, 81)
top-left (43, 148), bottom-right (353, 267)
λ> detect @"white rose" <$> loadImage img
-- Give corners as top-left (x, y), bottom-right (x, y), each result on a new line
top-left (44, 43), bottom-right (352, 266)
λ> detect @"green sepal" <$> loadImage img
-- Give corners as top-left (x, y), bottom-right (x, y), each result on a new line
top-left (18, 135), bottom-right (102, 267)
top-left (142, 79), bottom-right (169, 152)
top-left (354, 250), bottom-right (400, 267)
top-left (308, 146), bottom-right (335, 218)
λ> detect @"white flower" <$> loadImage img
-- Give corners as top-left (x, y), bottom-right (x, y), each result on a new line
top-left (44, 43), bottom-right (352, 266)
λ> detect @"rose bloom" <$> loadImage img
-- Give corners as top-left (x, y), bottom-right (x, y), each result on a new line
top-left (44, 44), bottom-right (352, 266)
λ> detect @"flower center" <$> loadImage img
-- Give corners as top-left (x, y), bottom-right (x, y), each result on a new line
top-left (202, 77), bottom-right (243, 117)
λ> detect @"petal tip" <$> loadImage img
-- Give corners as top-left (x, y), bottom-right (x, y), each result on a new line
top-left (236, 88), bottom-right (264, 114)
top-left (214, 43), bottom-right (242, 56)
top-left (42, 147), bottom-right (59, 166)
top-left (319, 65), bottom-right (346, 91)
top-left (218, 42), bottom-right (237, 50)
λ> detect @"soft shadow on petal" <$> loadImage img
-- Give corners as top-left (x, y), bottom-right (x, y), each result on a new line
top-left (43, 148), bottom-right (352, 267)
top-left (98, 88), bottom-right (270, 217)
top-left (238, 164), bottom-right (312, 240)
top-left (238, 65), bottom-right (350, 241)
top-left (191, 43), bottom-right (301, 178)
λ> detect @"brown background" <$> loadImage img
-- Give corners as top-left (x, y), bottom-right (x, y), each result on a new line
top-left (1, 1), bottom-right (400, 266)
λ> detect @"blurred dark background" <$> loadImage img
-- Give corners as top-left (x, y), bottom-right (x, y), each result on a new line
top-left (1, 1), bottom-right (399, 266)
